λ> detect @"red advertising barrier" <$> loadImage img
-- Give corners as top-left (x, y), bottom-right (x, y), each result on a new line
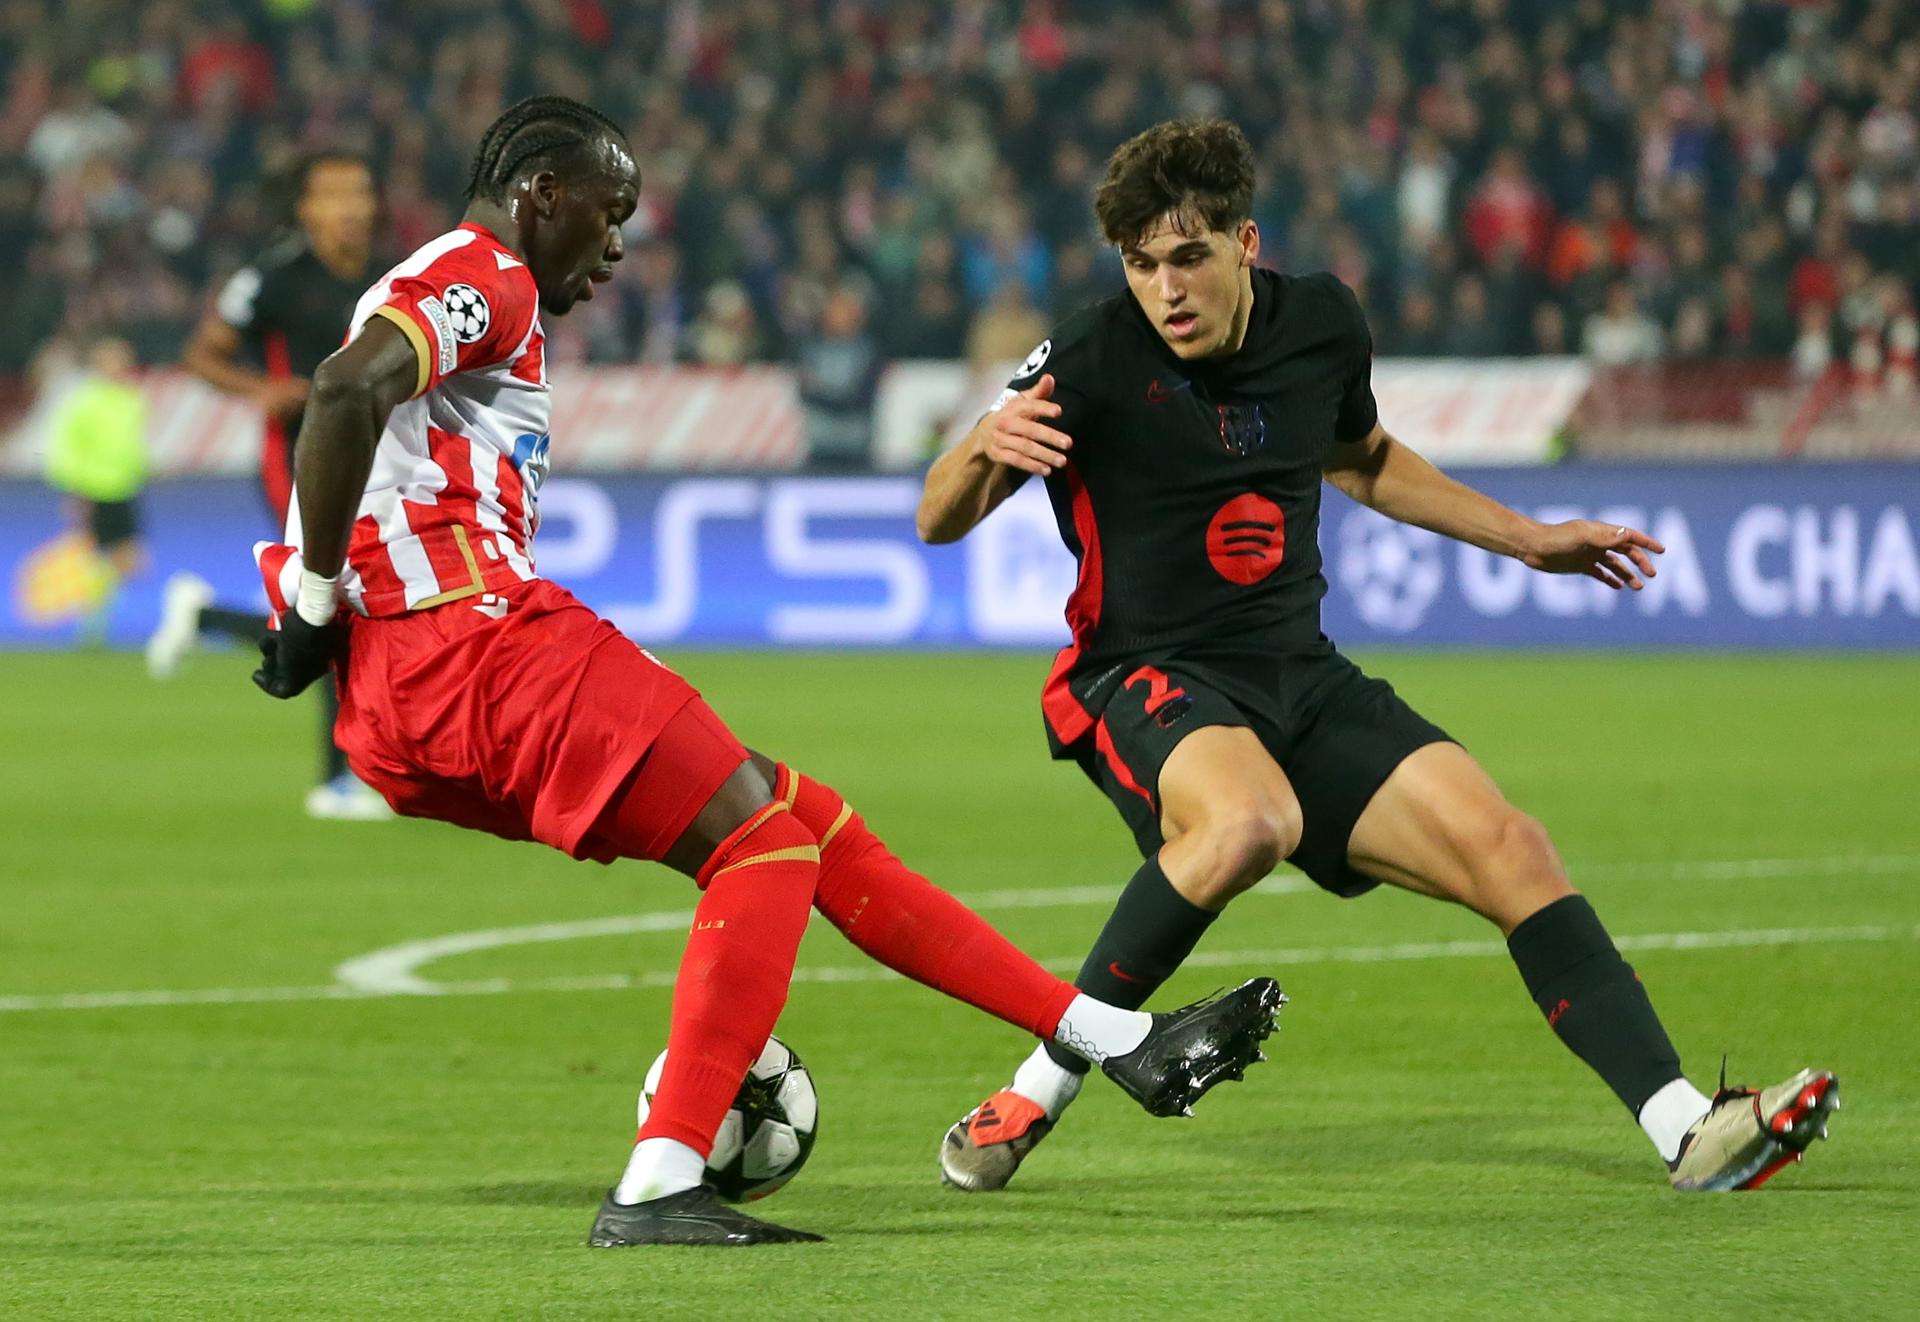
top-left (1, 365), bottom-right (804, 477)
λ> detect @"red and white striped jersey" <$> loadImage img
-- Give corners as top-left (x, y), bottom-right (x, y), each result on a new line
top-left (276, 223), bottom-right (552, 618)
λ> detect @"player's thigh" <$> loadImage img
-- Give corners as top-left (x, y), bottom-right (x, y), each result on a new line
top-left (656, 757), bottom-right (777, 879)
top-left (1346, 741), bottom-right (1572, 930)
top-left (1158, 724), bottom-right (1302, 848)
top-left (584, 694), bottom-right (767, 877)
top-left (1092, 662), bottom-right (1303, 852)
top-left (1156, 726), bottom-right (1305, 904)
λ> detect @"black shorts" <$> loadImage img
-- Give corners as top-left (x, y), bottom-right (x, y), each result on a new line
top-left (1055, 646), bottom-right (1452, 897)
top-left (87, 498), bottom-right (141, 551)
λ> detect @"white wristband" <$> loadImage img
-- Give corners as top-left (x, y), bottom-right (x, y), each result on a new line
top-left (294, 568), bottom-right (340, 627)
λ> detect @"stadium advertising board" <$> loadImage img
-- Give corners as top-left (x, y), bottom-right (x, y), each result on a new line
top-left (1, 466), bottom-right (1914, 649)
top-left (0, 367), bottom-right (806, 477)
top-left (875, 357), bottom-right (1590, 469)
top-left (2, 359), bottom-right (1579, 477)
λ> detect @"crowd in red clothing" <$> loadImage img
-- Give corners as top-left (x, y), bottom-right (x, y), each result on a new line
top-left (5, 0), bottom-right (1920, 392)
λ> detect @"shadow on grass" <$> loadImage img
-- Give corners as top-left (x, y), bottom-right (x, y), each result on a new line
top-left (453, 1180), bottom-right (603, 1208)
top-left (1202, 1112), bottom-right (1652, 1187)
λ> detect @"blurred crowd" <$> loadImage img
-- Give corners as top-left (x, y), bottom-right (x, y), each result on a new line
top-left (7, 0), bottom-right (1920, 405)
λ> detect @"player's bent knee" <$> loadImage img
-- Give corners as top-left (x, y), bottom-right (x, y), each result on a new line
top-left (1182, 802), bottom-right (1299, 905)
top-left (697, 802), bottom-right (820, 891)
top-left (1468, 810), bottom-right (1572, 917)
top-left (1488, 811), bottom-right (1561, 878)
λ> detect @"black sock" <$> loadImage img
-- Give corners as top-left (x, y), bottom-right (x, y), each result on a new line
top-left (1507, 894), bottom-right (1682, 1115)
top-left (196, 604), bottom-right (265, 640)
top-left (1044, 855), bottom-right (1219, 1074)
top-left (319, 684), bottom-right (348, 782)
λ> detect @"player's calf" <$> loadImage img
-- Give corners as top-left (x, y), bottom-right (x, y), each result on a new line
top-left (603, 759), bottom-right (822, 1218)
top-left (774, 761), bottom-right (1078, 1039)
top-left (1508, 894), bottom-right (1691, 1122)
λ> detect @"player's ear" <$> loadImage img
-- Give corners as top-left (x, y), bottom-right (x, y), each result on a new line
top-left (1240, 219), bottom-right (1260, 267)
top-left (527, 171), bottom-right (561, 220)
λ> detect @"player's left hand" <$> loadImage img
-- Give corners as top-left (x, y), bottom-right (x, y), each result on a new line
top-left (1521, 520), bottom-right (1665, 590)
top-left (251, 613), bottom-right (342, 699)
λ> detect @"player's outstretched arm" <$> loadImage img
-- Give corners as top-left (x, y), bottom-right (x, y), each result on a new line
top-left (1323, 423), bottom-right (1664, 590)
top-left (916, 374), bottom-right (1072, 544)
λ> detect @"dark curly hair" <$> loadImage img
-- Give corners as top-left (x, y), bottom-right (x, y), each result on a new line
top-left (271, 150), bottom-right (367, 228)
top-left (1093, 118), bottom-right (1256, 248)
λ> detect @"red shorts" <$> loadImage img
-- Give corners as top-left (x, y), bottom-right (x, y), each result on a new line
top-left (334, 578), bottom-right (747, 863)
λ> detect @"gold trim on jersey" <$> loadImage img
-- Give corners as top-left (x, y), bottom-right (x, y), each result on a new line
top-left (411, 525), bottom-right (487, 609)
top-left (372, 305), bottom-right (432, 398)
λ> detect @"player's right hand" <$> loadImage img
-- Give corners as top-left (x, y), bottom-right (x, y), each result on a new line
top-left (982, 374), bottom-right (1073, 476)
top-left (251, 613), bottom-right (341, 699)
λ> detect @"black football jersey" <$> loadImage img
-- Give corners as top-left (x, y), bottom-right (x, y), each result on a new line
top-left (998, 270), bottom-right (1378, 746)
top-left (215, 239), bottom-right (373, 442)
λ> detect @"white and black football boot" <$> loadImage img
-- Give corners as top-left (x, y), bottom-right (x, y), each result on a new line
top-left (1099, 976), bottom-right (1287, 1117)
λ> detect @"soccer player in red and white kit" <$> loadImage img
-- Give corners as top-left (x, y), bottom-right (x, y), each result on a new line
top-left (248, 97), bottom-right (1285, 1247)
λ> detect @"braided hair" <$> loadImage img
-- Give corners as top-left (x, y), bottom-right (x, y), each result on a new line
top-left (463, 96), bottom-right (629, 203)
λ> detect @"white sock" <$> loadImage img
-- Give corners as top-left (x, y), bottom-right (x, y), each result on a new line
top-left (1051, 993), bottom-right (1151, 1063)
top-left (612, 1137), bottom-right (706, 1204)
top-left (1638, 1078), bottom-right (1714, 1163)
top-left (1010, 1043), bottom-right (1087, 1119)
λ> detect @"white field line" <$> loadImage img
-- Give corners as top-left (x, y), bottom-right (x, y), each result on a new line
top-left (3, 923), bottom-right (1917, 1014)
top-left (339, 854), bottom-right (1920, 995)
top-left (337, 921), bottom-right (1920, 1001)
top-left (329, 879), bottom-right (1313, 996)
top-left (3, 854), bottom-right (1916, 1015)
top-left (1576, 855), bottom-right (1920, 883)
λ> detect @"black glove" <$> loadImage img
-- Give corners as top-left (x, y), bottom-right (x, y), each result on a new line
top-left (251, 611), bottom-right (342, 699)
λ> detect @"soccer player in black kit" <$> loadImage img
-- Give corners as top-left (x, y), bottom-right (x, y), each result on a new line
top-left (920, 120), bottom-right (1836, 1194)
top-left (146, 151), bottom-right (388, 820)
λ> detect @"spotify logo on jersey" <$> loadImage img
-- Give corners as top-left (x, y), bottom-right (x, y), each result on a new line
top-left (1206, 494), bottom-right (1285, 584)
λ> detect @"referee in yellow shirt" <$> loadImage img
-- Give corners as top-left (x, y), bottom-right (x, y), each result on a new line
top-left (46, 336), bottom-right (148, 634)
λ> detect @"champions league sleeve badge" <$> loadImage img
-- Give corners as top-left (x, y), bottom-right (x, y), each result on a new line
top-left (1013, 339), bottom-right (1052, 381)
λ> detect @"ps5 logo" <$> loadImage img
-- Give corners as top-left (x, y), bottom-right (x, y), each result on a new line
top-left (600, 479), bottom-right (931, 643)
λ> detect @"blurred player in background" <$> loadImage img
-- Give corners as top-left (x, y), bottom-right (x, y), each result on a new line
top-left (249, 95), bottom-right (1284, 1246)
top-left (920, 119), bottom-right (1837, 1196)
top-left (45, 334), bottom-right (147, 641)
top-left (146, 151), bottom-right (385, 820)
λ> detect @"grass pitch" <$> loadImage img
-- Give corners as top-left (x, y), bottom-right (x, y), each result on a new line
top-left (2, 649), bottom-right (1916, 1319)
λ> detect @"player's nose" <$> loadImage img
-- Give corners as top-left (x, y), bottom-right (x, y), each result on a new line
top-left (605, 225), bottom-right (625, 263)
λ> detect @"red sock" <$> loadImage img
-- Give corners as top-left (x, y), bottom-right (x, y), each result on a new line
top-left (775, 764), bottom-right (1077, 1039)
top-left (637, 802), bottom-right (818, 1155)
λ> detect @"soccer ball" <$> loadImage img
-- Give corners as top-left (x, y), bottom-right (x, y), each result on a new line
top-left (637, 1035), bottom-right (818, 1202)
